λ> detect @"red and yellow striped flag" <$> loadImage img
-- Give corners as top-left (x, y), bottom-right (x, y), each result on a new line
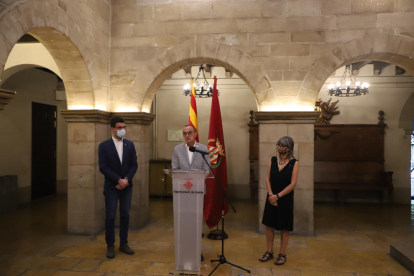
top-left (188, 79), bottom-right (199, 142)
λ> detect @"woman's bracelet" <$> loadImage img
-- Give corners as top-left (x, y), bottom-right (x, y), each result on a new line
top-left (276, 193), bottom-right (280, 199)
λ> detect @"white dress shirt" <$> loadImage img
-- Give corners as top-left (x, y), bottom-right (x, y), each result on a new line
top-left (112, 136), bottom-right (123, 164)
top-left (185, 142), bottom-right (196, 165)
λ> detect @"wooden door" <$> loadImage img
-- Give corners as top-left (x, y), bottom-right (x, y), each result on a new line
top-left (31, 102), bottom-right (57, 200)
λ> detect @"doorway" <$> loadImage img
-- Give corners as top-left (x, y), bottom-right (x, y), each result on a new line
top-left (31, 102), bottom-right (57, 200)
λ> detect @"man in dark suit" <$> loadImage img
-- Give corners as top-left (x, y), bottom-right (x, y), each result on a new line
top-left (99, 117), bottom-right (138, 259)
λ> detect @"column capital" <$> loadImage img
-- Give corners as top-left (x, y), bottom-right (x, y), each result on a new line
top-left (61, 110), bottom-right (111, 123)
top-left (112, 112), bottom-right (156, 125)
top-left (61, 110), bottom-right (156, 125)
top-left (254, 111), bottom-right (321, 124)
top-left (0, 88), bottom-right (16, 111)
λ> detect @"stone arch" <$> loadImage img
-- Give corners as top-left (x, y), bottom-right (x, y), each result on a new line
top-left (399, 93), bottom-right (414, 134)
top-left (1, 64), bottom-right (60, 85)
top-left (27, 28), bottom-right (95, 109)
top-left (0, 1), bottom-right (101, 109)
top-left (132, 41), bottom-right (270, 112)
top-left (299, 34), bottom-right (414, 108)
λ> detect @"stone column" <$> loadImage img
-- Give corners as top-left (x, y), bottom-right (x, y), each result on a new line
top-left (255, 112), bottom-right (320, 235)
top-left (112, 112), bottom-right (155, 229)
top-left (61, 110), bottom-right (155, 234)
top-left (61, 110), bottom-right (111, 235)
top-left (0, 88), bottom-right (16, 111)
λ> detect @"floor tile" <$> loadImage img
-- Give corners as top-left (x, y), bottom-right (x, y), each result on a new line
top-left (0, 196), bottom-right (413, 276)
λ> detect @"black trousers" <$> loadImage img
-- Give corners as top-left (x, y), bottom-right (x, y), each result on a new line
top-left (104, 185), bottom-right (132, 247)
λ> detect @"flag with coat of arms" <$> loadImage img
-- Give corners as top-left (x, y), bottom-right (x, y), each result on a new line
top-left (204, 76), bottom-right (228, 228)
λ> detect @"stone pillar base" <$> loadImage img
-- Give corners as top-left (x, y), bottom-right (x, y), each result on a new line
top-left (61, 110), bottom-right (155, 235)
top-left (255, 112), bottom-right (320, 235)
top-left (114, 112), bottom-right (155, 229)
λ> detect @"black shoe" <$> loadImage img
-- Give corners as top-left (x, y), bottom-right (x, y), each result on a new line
top-left (201, 254), bottom-right (204, 262)
top-left (202, 233), bottom-right (204, 238)
top-left (106, 246), bottom-right (115, 259)
top-left (119, 244), bottom-right (135, 255)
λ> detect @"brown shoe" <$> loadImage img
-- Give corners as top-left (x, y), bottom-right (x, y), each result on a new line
top-left (106, 246), bottom-right (115, 258)
top-left (119, 244), bottom-right (135, 255)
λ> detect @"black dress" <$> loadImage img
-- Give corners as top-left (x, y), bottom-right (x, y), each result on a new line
top-left (262, 157), bottom-right (297, 231)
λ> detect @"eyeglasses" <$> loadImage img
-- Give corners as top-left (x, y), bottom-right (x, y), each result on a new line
top-left (183, 131), bottom-right (194, 136)
top-left (115, 126), bottom-right (127, 130)
top-left (277, 144), bottom-right (288, 148)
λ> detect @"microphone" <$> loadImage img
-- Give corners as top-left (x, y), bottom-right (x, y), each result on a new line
top-left (189, 146), bottom-right (209, 155)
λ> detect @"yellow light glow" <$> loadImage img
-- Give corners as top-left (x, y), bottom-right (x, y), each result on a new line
top-left (114, 106), bottom-right (139, 112)
top-left (95, 105), bottom-right (107, 111)
top-left (261, 105), bottom-right (314, 112)
top-left (68, 105), bottom-right (94, 110)
top-left (142, 108), bottom-right (150, 113)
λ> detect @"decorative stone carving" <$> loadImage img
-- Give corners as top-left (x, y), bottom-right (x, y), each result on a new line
top-left (316, 98), bottom-right (340, 125)
top-left (0, 88), bottom-right (16, 111)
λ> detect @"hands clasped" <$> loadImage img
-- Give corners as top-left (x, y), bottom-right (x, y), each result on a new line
top-left (268, 194), bottom-right (278, 207)
top-left (116, 178), bottom-right (129, 190)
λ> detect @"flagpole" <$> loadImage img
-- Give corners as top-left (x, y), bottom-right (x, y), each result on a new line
top-left (198, 153), bottom-right (250, 275)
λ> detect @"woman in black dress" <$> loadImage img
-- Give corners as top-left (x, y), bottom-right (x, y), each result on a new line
top-left (259, 136), bottom-right (299, 265)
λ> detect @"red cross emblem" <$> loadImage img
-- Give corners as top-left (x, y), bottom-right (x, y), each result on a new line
top-left (184, 181), bottom-right (193, 190)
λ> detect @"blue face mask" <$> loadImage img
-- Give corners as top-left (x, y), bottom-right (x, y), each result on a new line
top-left (117, 129), bottom-right (126, 138)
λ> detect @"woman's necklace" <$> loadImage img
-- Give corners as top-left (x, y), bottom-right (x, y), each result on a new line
top-left (278, 156), bottom-right (289, 166)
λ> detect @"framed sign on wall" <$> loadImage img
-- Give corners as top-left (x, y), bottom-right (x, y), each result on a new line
top-left (167, 130), bottom-right (182, 142)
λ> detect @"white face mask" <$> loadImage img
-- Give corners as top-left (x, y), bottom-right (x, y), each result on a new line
top-left (117, 129), bottom-right (126, 138)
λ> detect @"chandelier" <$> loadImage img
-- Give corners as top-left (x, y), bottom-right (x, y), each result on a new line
top-left (183, 65), bottom-right (219, 98)
top-left (328, 65), bottom-right (369, 97)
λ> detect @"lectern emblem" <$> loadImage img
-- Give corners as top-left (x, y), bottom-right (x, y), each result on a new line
top-left (184, 181), bottom-right (193, 190)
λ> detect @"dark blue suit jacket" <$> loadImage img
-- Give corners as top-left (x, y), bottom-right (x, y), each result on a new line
top-left (98, 138), bottom-right (138, 191)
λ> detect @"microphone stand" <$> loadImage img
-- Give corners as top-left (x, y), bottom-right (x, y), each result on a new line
top-left (199, 152), bottom-right (251, 276)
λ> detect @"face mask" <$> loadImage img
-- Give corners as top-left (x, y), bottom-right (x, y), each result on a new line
top-left (277, 145), bottom-right (289, 155)
top-left (117, 129), bottom-right (126, 138)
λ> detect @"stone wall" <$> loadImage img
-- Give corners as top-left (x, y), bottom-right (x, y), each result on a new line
top-left (110, 0), bottom-right (414, 113)
top-left (1, 0), bottom-right (412, 114)
top-left (1, 1), bottom-right (412, 113)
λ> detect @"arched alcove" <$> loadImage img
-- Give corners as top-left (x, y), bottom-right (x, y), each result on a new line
top-left (309, 34), bottom-right (414, 204)
top-left (26, 28), bottom-right (95, 109)
top-left (399, 93), bottom-right (414, 134)
top-left (300, 34), bottom-right (414, 107)
top-left (0, 0), bottom-right (109, 110)
top-left (151, 65), bottom-right (258, 200)
top-left (122, 41), bottom-right (270, 113)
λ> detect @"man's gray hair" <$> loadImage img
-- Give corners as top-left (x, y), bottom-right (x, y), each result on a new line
top-left (184, 125), bottom-right (197, 132)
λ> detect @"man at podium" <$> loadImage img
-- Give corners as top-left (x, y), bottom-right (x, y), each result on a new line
top-left (171, 125), bottom-right (210, 262)
top-left (172, 125), bottom-right (210, 171)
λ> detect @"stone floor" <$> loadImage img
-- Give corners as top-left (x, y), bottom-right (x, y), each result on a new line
top-left (0, 195), bottom-right (413, 276)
